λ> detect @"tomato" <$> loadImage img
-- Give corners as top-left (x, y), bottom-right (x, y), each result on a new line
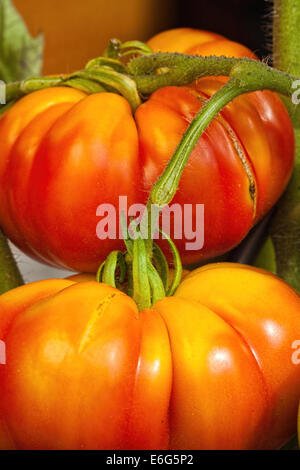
top-left (147, 27), bottom-right (257, 58)
top-left (0, 263), bottom-right (299, 450)
top-left (0, 29), bottom-right (294, 271)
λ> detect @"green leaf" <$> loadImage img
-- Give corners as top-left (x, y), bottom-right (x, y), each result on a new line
top-left (0, 0), bottom-right (43, 82)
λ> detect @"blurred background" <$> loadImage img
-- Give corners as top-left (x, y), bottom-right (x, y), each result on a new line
top-left (14, 0), bottom-right (271, 75)
top-left (10, 0), bottom-right (272, 281)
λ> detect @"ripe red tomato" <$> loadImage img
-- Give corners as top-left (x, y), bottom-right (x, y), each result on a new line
top-left (0, 263), bottom-right (299, 449)
top-left (0, 28), bottom-right (294, 271)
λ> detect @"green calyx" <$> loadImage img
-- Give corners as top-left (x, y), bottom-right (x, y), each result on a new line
top-left (97, 214), bottom-right (183, 310)
top-left (3, 40), bottom-right (148, 113)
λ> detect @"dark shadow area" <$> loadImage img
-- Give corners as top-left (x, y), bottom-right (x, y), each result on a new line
top-left (171, 0), bottom-right (271, 59)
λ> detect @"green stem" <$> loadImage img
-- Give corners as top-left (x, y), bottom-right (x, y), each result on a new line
top-left (4, 53), bottom-right (297, 110)
top-left (128, 53), bottom-right (295, 95)
top-left (273, 0), bottom-right (300, 79)
top-left (6, 76), bottom-right (64, 101)
top-left (149, 59), bottom-right (296, 207)
top-left (150, 81), bottom-right (241, 206)
top-left (132, 237), bottom-right (151, 310)
top-left (146, 262), bottom-right (166, 304)
top-left (0, 230), bottom-right (23, 293)
top-left (161, 233), bottom-right (182, 296)
top-left (267, 0), bottom-right (300, 292)
top-left (101, 250), bottom-right (126, 288)
top-left (152, 242), bottom-right (169, 291)
top-left (69, 68), bottom-right (141, 111)
top-left (5, 67), bottom-right (141, 112)
top-left (97, 215), bottom-right (183, 309)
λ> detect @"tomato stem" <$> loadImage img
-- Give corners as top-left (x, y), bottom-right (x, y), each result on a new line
top-left (97, 217), bottom-right (183, 309)
top-left (69, 67), bottom-right (141, 111)
top-left (263, 0), bottom-right (300, 293)
top-left (0, 230), bottom-right (23, 294)
top-left (149, 55), bottom-right (297, 208)
top-left (4, 48), bottom-right (298, 115)
top-left (150, 81), bottom-right (241, 206)
top-left (128, 53), bottom-right (296, 95)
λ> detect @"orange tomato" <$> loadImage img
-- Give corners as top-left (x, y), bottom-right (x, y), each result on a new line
top-left (0, 29), bottom-right (294, 271)
top-left (147, 27), bottom-right (257, 58)
top-left (0, 263), bottom-right (299, 450)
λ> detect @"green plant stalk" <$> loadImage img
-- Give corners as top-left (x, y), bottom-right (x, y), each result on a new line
top-left (149, 59), bottom-right (296, 207)
top-left (5, 53), bottom-right (298, 105)
top-left (271, 0), bottom-right (300, 451)
top-left (0, 231), bottom-right (23, 292)
top-left (128, 53), bottom-right (294, 94)
top-left (264, 0), bottom-right (300, 292)
top-left (140, 54), bottom-right (297, 261)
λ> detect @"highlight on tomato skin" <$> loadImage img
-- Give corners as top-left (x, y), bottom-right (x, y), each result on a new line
top-left (0, 28), bottom-right (295, 272)
top-left (0, 263), bottom-right (299, 450)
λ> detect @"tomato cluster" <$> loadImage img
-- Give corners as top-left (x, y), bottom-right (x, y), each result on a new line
top-left (0, 28), bottom-right (299, 451)
top-left (0, 28), bottom-right (294, 271)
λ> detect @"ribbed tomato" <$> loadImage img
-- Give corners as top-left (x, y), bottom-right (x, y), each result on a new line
top-left (0, 263), bottom-right (299, 449)
top-left (0, 28), bottom-right (294, 271)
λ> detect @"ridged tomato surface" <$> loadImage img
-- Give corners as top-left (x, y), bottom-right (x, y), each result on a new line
top-left (0, 29), bottom-right (294, 271)
top-left (0, 264), bottom-right (299, 449)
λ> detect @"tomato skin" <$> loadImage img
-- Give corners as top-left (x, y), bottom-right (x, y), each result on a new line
top-left (175, 264), bottom-right (300, 449)
top-left (0, 281), bottom-right (172, 450)
top-left (147, 27), bottom-right (256, 59)
top-left (0, 89), bottom-right (144, 271)
top-left (136, 84), bottom-right (256, 263)
top-left (0, 264), bottom-right (299, 450)
top-left (147, 28), bottom-right (224, 53)
top-left (0, 29), bottom-right (295, 271)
